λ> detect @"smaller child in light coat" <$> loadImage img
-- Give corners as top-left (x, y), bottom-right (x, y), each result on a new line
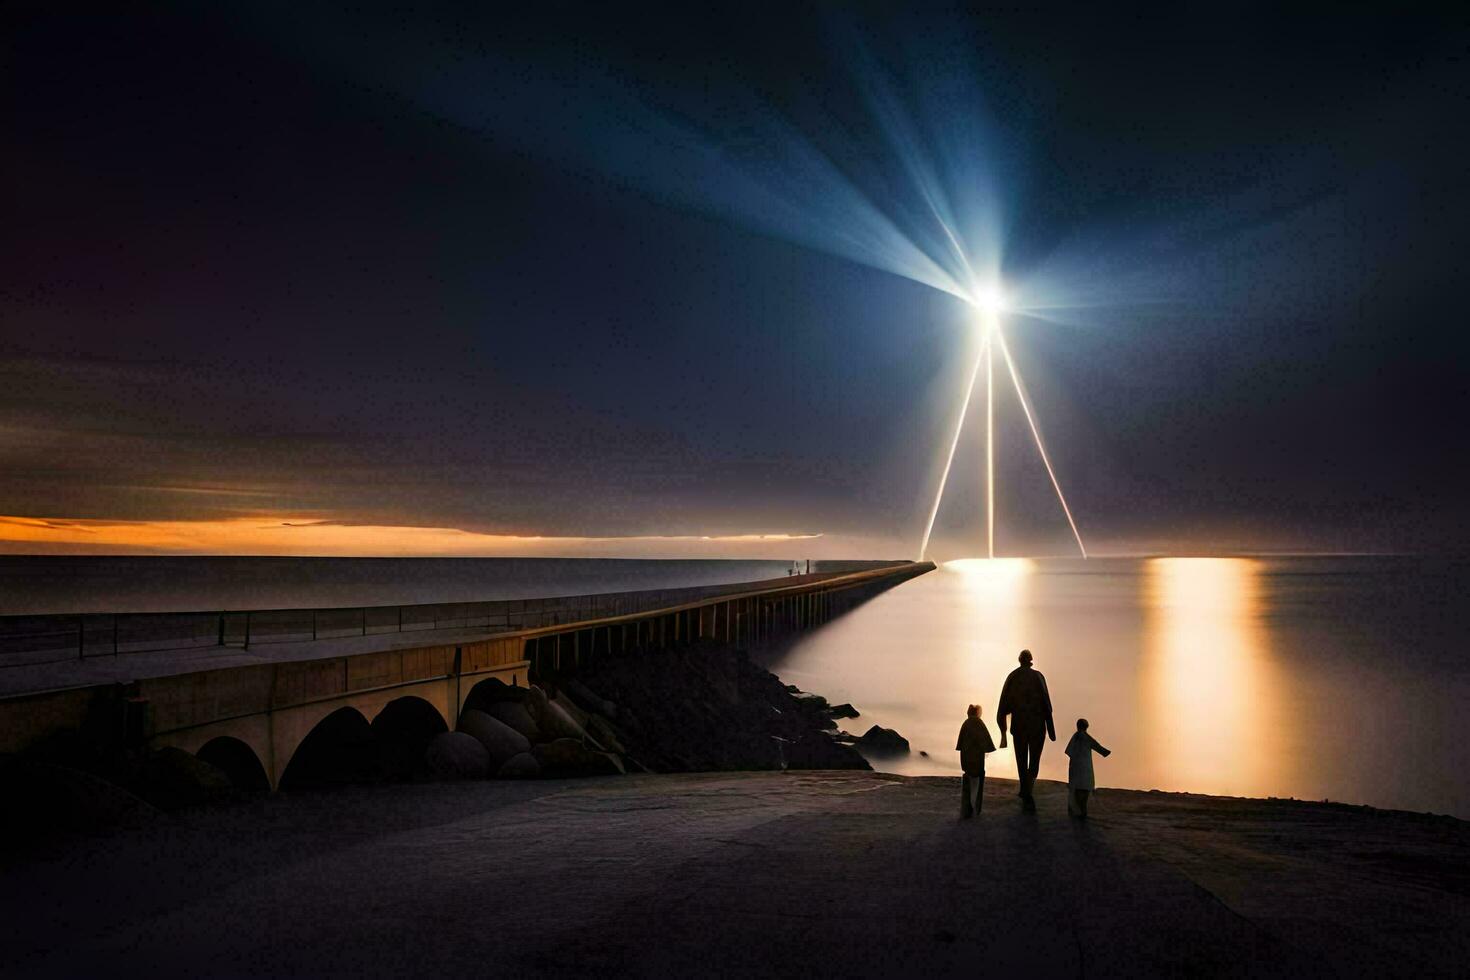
top-left (1064, 718), bottom-right (1111, 818)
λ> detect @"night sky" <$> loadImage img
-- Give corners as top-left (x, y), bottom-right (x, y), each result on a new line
top-left (3, 4), bottom-right (1467, 558)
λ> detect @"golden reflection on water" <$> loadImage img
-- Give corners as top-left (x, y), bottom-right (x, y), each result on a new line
top-left (946, 559), bottom-right (1034, 708)
top-left (1141, 558), bottom-right (1292, 797)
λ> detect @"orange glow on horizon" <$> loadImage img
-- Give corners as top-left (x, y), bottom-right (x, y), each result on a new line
top-left (0, 514), bottom-right (825, 558)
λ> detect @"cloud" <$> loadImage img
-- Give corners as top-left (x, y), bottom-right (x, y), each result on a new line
top-left (0, 513), bottom-right (830, 558)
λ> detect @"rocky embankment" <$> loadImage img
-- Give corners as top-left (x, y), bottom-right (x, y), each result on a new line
top-left (1, 639), bottom-right (888, 835)
top-left (424, 640), bottom-right (876, 780)
top-left (560, 639), bottom-right (870, 772)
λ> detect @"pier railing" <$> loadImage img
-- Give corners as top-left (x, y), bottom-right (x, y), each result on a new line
top-left (0, 564), bottom-right (906, 668)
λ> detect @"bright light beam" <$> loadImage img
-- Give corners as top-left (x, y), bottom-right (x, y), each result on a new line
top-left (985, 326), bottom-right (994, 559)
top-left (918, 344), bottom-right (985, 561)
top-left (993, 326), bottom-right (1088, 558)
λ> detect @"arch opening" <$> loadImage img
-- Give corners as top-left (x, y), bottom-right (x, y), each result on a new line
top-left (279, 707), bottom-right (380, 792)
top-left (371, 696), bottom-right (448, 781)
top-left (196, 736), bottom-right (270, 793)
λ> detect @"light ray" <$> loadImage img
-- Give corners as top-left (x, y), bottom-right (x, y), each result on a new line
top-left (924, 191), bottom-right (977, 284)
top-left (918, 344), bottom-right (985, 561)
top-left (985, 327), bottom-right (995, 559)
top-left (993, 326), bottom-right (1088, 558)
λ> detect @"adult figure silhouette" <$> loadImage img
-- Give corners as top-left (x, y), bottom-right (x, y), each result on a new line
top-left (997, 649), bottom-right (1055, 811)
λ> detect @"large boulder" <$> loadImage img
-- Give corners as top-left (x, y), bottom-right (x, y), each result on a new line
top-left (424, 732), bottom-right (490, 779)
top-left (457, 709), bottom-right (530, 769)
top-left (496, 752), bottom-right (542, 779)
top-left (550, 690), bottom-right (591, 728)
top-left (485, 701), bottom-right (542, 743)
top-left (533, 738), bottom-right (624, 776)
top-left (541, 701), bottom-right (587, 741)
top-left (525, 686), bottom-right (587, 742)
top-left (791, 691), bottom-right (831, 712)
top-left (584, 714), bottom-right (627, 755)
top-left (0, 757), bottom-right (159, 835)
top-left (783, 733), bottom-right (872, 770)
top-left (828, 703), bottom-right (860, 719)
top-left (566, 679), bottom-right (617, 719)
top-left (462, 677), bottom-right (528, 715)
top-left (786, 691), bottom-right (837, 730)
top-left (857, 725), bottom-right (910, 754)
top-left (136, 747), bottom-right (234, 809)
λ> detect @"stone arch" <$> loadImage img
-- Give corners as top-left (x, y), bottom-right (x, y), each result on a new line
top-left (278, 706), bottom-right (379, 791)
top-left (370, 695), bottom-right (447, 781)
top-left (196, 735), bottom-right (270, 793)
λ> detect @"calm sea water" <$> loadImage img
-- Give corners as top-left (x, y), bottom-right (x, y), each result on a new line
top-left (5, 554), bottom-right (1465, 816)
top-left (0, 556), bottom-right (807, 615)
top-left (768, 557), bottom-right (1470, 818)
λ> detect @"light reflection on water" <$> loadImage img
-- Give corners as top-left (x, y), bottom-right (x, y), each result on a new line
top-left (766, 556), bottom-right (1469, 817)
top-left (1140, 558), bottom-right (1292, 798)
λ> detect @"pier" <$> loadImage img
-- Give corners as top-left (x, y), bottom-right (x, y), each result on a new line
top-left (0, 561), bottom-right (932, 789)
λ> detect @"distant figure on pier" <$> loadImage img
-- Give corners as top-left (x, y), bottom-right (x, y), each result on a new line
top-left (955, 703), bottom-right (996, 818)
top-left (1065, 718), bottom-right (1111, 818)
top-left (997, 649), bottom-right (1055, 811)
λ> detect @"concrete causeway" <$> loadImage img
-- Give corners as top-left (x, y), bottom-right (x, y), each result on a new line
top-left (0, 563), bottom-right (932, 788)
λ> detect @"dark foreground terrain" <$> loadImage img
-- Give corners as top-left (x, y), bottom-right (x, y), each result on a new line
top-left (2, 771), bottom-right (1467, 978)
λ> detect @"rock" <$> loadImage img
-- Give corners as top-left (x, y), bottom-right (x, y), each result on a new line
top-left (585, 714), bottom-right (627, 755)
top-left (533, 738), bottom-right (624, 776)
top-left (785, 690), bottom-right (837, 731)
top-left (792, 691), bottom-right (831, 712)
top-left (481, 677), bottom-right (528, 701)
top-left (564, 638), bottom-right (877, 775)
top-left (549, 689), bottom-right (591, 728)
top-left (457, 709), bottom-right (531, 769)
top-left (486, 701), bottom-right (542, 742)
top-left (136, 746), bottom-right (234, 809)
top-left (782, 733), bottom-right (872, 770)
top-left (461, 676), bottom-right (529, 714)
top-left (496, 752), bottom-right (541, 779)
top-left (858, 725), bottom-right (910, 754)
top-left (532, 737), bottom-right (589, 771)
top-left (541, 700), bottom-right (587, 742)
top-left (828, 703), bottom-right (860, 719)
top-left (26, 728), bottom-right (141, 790)
top-left (566, 679), bottom-right (616, 719)
top-left (525, 686), bottom-right (587, 742)
top-left (919, 750), bottom-right (930, 758)
top-left (424, 732), bottom-right (490, 779)
top-left (0, 757), bottom-right (159, 835)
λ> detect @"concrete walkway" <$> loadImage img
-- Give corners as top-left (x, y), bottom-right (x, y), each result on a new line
top-left (3, 772), bottom-right (1467, 977)
top-left (0, 623), bottom-right (511, 698)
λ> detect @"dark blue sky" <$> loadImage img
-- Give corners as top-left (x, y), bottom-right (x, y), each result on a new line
top-left (2, 3), bottom-right (1467, 557)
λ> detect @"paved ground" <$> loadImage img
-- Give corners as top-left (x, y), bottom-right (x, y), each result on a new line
top-left (2, 772), bottom-right (1467, 978)
top-left (0, 623), bottom-right (521, 697)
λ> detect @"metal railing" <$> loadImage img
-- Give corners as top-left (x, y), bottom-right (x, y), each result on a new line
top-left (0, 566), bottom-right (906, 669)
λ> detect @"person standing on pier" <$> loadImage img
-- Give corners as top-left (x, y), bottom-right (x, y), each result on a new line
top-left (955, 703), bottom-right (996, 818)
top-left (996, 649), bottom-right (1055, 811)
